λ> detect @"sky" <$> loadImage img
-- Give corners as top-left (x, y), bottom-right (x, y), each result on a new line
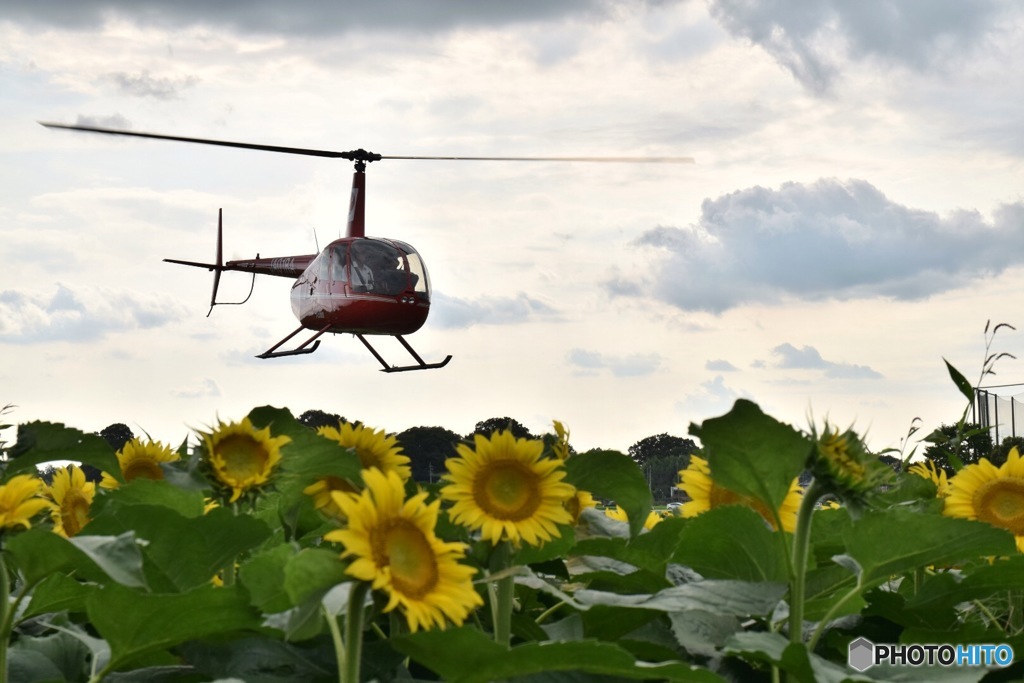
top-left (2, 0), bottom-right (1023, 455)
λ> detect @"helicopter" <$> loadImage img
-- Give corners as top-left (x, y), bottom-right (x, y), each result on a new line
top-left (41, 122), bottom-right (693, 372)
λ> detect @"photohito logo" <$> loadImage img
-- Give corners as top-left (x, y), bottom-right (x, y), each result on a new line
top-left (848, 637), bottom-right (1014, 672)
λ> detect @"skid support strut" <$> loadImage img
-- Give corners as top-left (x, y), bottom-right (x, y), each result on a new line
top-left (356, 334), bottom-right (452, 373)
top-left (257, 324), bottom-right (332, 359)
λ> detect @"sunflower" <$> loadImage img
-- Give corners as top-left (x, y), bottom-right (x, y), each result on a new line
top-left (318, 422), bottom-right (411, 481)
top-left (325, 468), bottom-right (483, 632)
top-left (679, 455), bottom-right (802, 532)
top-left (201, 417), bottom-right (291, 503)
top-left (908, 459), bottom-right (951, 498)
top-left (566, 489), bottom-right (597, 524)
top-left (604, 505), bottom-right (663, 530)
top-left (944, 447), bottom-right (1024, 552)
top-left (47, 465), bottom-right (96, 537)
top-left (0, 474), bottom-right (53, 531)
top-left (101, 438), bottom-right (180, 489)
top-left (441, 430), bottom-right (575, 546)
top-left (302, 475), bottom-right (354, 522)
top-left (551, 420), bottom-right (571, 461)
top-left (808, 425), bottom-right (887, 503)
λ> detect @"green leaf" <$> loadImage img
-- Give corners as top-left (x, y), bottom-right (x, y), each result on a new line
top-left (6, 420), bottom-right (121, 476)
top-left (19, 572), bottom-right (95, 619)
top-left (725, 632), bottom-right (870, 683)
top-left (690, 400), bottom-right (810, 520)
top-left (392, 626), bottom-right (725, 682)
top-left (906, 554), bottom-right (1024, 614)
top-left (83, 503), bottom-right (271, 592)
top-left (573, 516), bottom-right (686, 575)
top-left (69, 533), bottom-right (149, 589)
top-left (565, 450), bottom-right (652, 538)
top-left (283, 547), bottom-right (349, 606)
top-left (839, 509), bottom-right (1016, 587)
top-left (5, 527), bottom-right (147, 588)
top-left (573, 579), bottom-right (786, 617)
top-left (672, 506), bottom-right (789, 582)
top-left (85, 583), bottom-right (260, 672)
top-left (238, 542), bottom-right (297, 613)
top-left (9, 631), bottom-right (91, 683)
top-left (944, 358), bottom-right (975, 402)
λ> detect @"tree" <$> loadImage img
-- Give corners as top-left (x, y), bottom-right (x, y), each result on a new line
top-left (628, 433), bottom-right (698, 467)
top-left (397, 426), bottom-right (462, 483)
top-left (991, 435), bottom-right (1024, 468)
top-left (922, 422), bottom-right (994, 475)
top-left (646, 454), bottom-right (691, 503)
top-left (469, 417), bottom-right (534, 440)
top-left (298, 409), bottom-right (345, 431)
top-left (99, 423), bottom-right (134, 451)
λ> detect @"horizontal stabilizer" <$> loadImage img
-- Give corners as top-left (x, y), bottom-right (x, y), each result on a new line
top-left (164, 258), bottom-right (220, 271)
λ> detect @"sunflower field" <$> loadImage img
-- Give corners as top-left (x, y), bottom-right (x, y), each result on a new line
top-left (0, 364), bottom-right (1022, 682)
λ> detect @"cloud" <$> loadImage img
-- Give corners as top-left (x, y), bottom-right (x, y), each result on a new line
top-left (772, 343), bottom-right (882, 379)
top-left (104, 71), bottom-right (198, 100)
top-left (615, 178), bottom-right (1024, 313)
top-left (675, 375), bottom-right (747, 424)
top-left (170, 378), bottom-right (221, 399)
top-left (0, 284), bottom-right (187, 344)
top-left (708, 0), bottom-right (1004, 93)
top-left (705, 359), bottom-right (737, 372)
top-left (0, 0), bottom-right (613, 36)
top-left (430, 291), bottom-right (560, 329)
top-left (567, 348), bottom-right (662, 377)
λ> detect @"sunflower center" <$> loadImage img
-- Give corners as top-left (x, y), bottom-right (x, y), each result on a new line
top-left (122, 458), bottom-right (165, 482)
top-left (474, 461), bottom-right (542, 521)
top-left (375, 521), bottom-right (439, 599)
top-left (709, 485), bottom-right (777, 528)
top-left (60, 489), bottom-right (91, 537)
top-left (975, 477), bottom-right (1024, 535)
top-left (216, 434), bottom-right (270, 482)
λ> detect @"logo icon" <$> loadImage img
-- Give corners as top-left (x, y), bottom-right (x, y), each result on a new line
top-left (848, 637), bottom-right (875, 672)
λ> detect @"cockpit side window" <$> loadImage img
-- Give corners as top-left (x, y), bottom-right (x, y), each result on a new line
top-left (330, 244), bottom-right (348, 283)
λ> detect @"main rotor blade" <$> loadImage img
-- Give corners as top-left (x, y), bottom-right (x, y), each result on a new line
top-left (380, 154), bottom-right (694, 163)
top-left (40, 122), bottom-right (360, 159)
top-left (40, 122), bottom-right (693, 163)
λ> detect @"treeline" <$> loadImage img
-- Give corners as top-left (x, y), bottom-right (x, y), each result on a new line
top-left (32, 409), bottom-right (701, 502)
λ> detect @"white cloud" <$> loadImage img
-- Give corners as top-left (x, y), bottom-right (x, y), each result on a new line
top-left (705, 358), bottom-right (738, 372)
top-left (0, 284), bottom-right (187, 344)
top-left (567, 348), bottom-right (662, 377)
top-left (708, 0), bottom-right (1004, 93)
top-left (170, 377), bottom-right (221, 399)
top-left (772, 342), bottom-right (882, 380)
top-left (616, 178), bottom-right (1024, 313)
top-left (430, 291), bottom-right (560, 329)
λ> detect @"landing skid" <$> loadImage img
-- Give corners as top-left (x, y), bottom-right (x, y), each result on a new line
top-left (356, 334), bottom-right (453, 373)
top-left (257, 324), bottom-right (331, 359)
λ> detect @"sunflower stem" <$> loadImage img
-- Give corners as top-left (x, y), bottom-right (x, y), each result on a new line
top-left (0, 548), bottom-right (9, 683)
top-left (490, 541), bottom-right (515, 647)
top-left (324, 604), bottom-right (346, 683)
top-left (342, 582), bottom-right (370, 683)
top-left (789, 479), bottom-right (825, 650)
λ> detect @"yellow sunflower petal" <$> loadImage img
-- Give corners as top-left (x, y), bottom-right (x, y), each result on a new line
top-left (318, 422), bottom-right (411, 481)
top-left (944, 449), bottom-right (1024, 550)
top-left (440, 430), bottom-right (575, 546)
top-left (328, 467), bottom-right (482, 632)
top-left (46, 465), bottom-right (96, 537)
top-left (202, 417), bottom-right (290, 502)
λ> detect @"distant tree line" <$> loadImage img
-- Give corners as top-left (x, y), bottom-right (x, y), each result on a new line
top-left (29, 409), bottom-right (1014, 502)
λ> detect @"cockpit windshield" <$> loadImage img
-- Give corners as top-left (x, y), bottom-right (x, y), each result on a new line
top-left (348, 238), bottom-right (430, 301)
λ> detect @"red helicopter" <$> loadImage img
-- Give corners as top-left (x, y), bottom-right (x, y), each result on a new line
top-left (41, 122), bottom-right (692, 371)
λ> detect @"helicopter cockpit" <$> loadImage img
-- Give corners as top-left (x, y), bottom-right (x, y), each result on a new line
top-left (328, 237), bottom-right (430, 301)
